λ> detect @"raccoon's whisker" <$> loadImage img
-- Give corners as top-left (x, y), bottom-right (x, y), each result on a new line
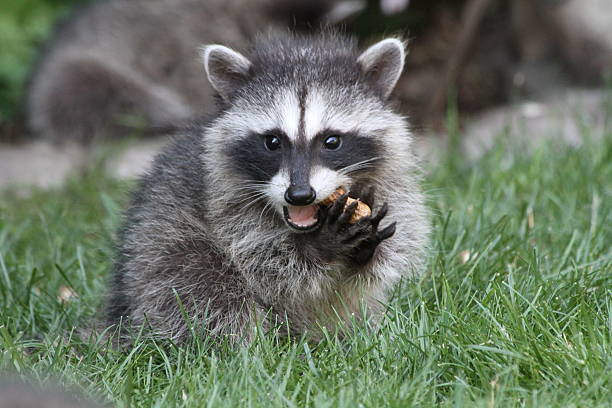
top-left (225, 190), bottom-right (269, 210)
top-left (257, 201), bottom-right (277, 227)
top-left (239, 180), bottom-right (270, 186)
top-left (232, 184), bottom-right (266, 193)
top-left (339, 163), bottom-right (373, 175)
top-left (242, 180), bottom-right (285, 189)
top-left (234, 181), bottom-right (283, 194)
top-left (338, 157), bottom-right (382, 175)
top-left (231, 184), bottom-right (270, 198)
top-left (231, 188), bottom-right (267, 199)
top-left (238, 193), bottom-right (270, 213)
top-left (242, 179), bottom-right (276, 184)
top-left (339, 157), bottom-right (381, 173)
top-left (231, 181), bottom-right (284, 205)
top-left (240, 175), bottom-right (286, 187)
top-left (233, 191), bottom-right (268, 206)
top-left (233, 197), bottom-right (267, 208)
top-left (233, 183), bottom-right (267, 192)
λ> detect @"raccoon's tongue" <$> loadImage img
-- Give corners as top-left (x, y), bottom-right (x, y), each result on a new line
top-left (287, 205), bottom-right (318, 227)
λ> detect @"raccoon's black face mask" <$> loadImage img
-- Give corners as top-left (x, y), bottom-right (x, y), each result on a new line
top-left (226, 126), bottom-right (381, 231)
top-left (202, 35), bottom-right (405, 232)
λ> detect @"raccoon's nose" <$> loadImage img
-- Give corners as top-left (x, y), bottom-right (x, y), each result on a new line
top-left (285, 186), bottom-right (316, 206)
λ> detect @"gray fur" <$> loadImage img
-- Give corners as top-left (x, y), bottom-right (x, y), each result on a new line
top-left (107, 32), bottom-right (430, 344)
top-left (26, 0), bottom-right (349, 143)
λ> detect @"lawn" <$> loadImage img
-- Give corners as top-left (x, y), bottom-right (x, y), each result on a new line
top-left (0, 128), bottom-right (610, 407)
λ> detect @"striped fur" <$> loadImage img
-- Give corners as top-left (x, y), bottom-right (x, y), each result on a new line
top-left (106, 32), bottom-right (430, 344)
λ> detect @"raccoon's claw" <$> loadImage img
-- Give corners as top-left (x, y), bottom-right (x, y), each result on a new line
top-left (326, 192), bottom-right (350, 225)
top-left (344, 203), bottom-right (396, 266)
top-left (336, 200), bottom-right (359, 227)
top-left (377, 222), bottom-right (397, 241)
top-left (370, 202), bottom-right (388, 228)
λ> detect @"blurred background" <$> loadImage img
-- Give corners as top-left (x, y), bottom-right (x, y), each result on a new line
top-left (0, 0), bottom-right (611, 190)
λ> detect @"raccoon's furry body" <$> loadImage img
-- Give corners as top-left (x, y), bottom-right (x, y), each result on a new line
top-left (107, 32), bottom-right (430, 343)
top-left (26, 0), bottom-right (346, 143)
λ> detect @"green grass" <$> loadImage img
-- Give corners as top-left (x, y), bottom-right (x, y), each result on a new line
top-left (0, 131), bottom-right (611, 407)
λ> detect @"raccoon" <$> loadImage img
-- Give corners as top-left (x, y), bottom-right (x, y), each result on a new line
top-left (106, 32), bottom-right (430, 343)
top-left (26, 0), bottom-right (360, 144)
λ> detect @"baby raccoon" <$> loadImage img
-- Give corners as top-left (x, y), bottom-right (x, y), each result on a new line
top-left (106, 32), bottom-right (430, 343)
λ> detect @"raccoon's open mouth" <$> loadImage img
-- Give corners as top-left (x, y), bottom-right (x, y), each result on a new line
top-left (283, 205), bottom-right (322, 232)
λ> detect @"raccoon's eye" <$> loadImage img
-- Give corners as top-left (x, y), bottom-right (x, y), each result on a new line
top-left (264, 134), bottom-right (282, 151)
top-left (323, 135), bottom-right (342, 150)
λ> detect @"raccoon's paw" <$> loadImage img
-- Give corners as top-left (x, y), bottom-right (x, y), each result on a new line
top-left (342, 203), bottom-right (396, 266)
top-left (321, 193), bottom-right (396, 266)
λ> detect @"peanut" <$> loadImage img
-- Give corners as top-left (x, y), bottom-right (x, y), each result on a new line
top-left (321, 187), bottom-right (371, 223)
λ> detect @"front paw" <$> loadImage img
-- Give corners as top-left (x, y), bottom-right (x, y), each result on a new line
top-left (319, 192), bottom-right (396, 266)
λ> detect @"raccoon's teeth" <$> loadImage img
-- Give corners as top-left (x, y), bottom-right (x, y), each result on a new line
top-left (287, 205), bottom-right (318, 227)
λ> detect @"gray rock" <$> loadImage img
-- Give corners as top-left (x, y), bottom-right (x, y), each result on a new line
top-left (552, 0), bottom-right (612, 80)
top-left (460, 88), bottom-right (610, 160)
top-left (0, 141), bottom-right (84, 193)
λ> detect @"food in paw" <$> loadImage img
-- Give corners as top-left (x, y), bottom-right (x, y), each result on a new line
top-left (321, 187), bottom-right (371, 223)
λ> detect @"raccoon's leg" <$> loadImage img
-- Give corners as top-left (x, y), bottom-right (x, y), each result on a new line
top-left (312, 189), bottom-right (396, 266)
top-left (27, 56), bottom-right (193, 144)
top-left (107, 238), bottom-right (261, 344)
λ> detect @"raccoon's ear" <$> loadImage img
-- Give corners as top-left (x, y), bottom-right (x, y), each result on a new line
top-left (201, 45), bottom-right (252, 102)
top-left (357, 38), bottom-right (406, 99)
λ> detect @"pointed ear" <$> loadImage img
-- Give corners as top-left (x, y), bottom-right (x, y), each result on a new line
top-left (201, 45), bottom-right (251, 102)
top-left (357, 38), bottom-right (406, 99)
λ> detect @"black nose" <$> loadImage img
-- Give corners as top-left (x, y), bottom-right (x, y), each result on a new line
top-left (285, 186), bottom-right (316, 206)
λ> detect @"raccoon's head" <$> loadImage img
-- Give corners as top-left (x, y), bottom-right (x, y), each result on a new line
top-left (202, 33), bottom-right (408, 233)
